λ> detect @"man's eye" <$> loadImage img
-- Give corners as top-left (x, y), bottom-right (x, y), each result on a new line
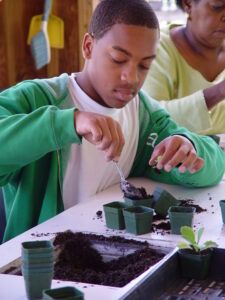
top-left (212, 4), bottom-right (225, 10)
top-left (111, 58), bottom-right (126, 64)
top-left (139, 65), bottom-right (150, 71)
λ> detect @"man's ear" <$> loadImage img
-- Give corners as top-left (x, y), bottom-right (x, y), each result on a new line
top-left (182, 0), bottom-right (192, 18)
top-left (82, 33), bottom-right (94, 59)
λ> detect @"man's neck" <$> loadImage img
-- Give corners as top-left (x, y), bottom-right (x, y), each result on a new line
top-left (76, 71), bottom-right (106, 106)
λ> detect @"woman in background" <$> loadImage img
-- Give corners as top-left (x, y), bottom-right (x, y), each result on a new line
top-left (143, 0), bottom-right (225, 135)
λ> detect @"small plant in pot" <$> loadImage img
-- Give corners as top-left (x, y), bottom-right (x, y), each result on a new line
top-left (177, 226), bottom-right (218, 280)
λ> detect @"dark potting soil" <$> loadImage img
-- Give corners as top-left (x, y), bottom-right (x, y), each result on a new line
top-left (122, 182), bottom-right (152, 200)
top-left (153, 214), bottom-right (167, 222)
top-left (152, 221), bottom-right (171, 234)
top-left (151, 198), bottom-right (206, 235)
top-left (181, 199), bottom-right (207, 214)
top-left (96, 210), bottom-right (103, 219)
top-left (53, 231), bottom-right (164, 287)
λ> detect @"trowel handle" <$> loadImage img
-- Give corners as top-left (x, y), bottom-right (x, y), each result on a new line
top-left (43, 0), bottom-right (52, 22)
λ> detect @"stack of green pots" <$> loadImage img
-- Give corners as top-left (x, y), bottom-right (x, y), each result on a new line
top-left (43, 286), bottom-right (84, 300)
top-left (21, 240), bottom-right (54, 300)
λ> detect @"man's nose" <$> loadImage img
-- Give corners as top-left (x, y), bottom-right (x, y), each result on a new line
top-left (121, 65), bottom-right (139, 85)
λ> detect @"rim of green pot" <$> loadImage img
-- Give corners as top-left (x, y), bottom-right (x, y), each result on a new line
top-left (22, 240), bottom-right (53, 253)
top-left (168, 206), bottom-right (196, 214)
top-left (103, 201), bottom-right (128, 209)
top-left (123, 205), bottom-right (153, 214)
top-left (43, 286), bottom-right (84, 299)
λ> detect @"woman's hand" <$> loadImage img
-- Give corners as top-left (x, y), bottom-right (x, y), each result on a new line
top-left (149, 135), bottom-right (204, 174)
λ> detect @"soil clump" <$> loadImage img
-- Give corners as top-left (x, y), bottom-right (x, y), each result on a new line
top-left (53, 231), bottom-right (165, 287)
top-left (181, 199), bottom-right (207, 213)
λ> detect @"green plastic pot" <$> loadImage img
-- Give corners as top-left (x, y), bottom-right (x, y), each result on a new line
top-left (22, 263), bottom-right (54, 273)
top-left (178, 249), bottom-right (212, 280)
top-left (43, 286), bottom-right (84, 300)
top-left (22, 255), bottom-right (54, 265)
top-left (22, 252), bottom-right (54, 266)
top-left (168, 206), bottom-right (196, 234)
top-left (103, 201), bottom-right (128, 230)
top-left (22, 240), bottom-right (53, 255)
top-left (219, 200), bottom-right (225, 224)
top-left (124, 196), bottom-right (154, 208)
top-left (123, 206), bottom-right (153, 235)
top-left (23, 271), bottom-right (53, 300)
top-left (153, 187), bottom-right (181, 216)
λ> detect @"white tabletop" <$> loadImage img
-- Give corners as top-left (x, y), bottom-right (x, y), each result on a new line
top-left (0, 134), bottom-right (225, 300)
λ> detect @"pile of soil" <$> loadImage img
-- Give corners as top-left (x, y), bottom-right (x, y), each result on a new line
top-left (151, 198), bottom-right (206, 235)
top-left (152, 221), bottom-right (171, 235)
top-left (181, 199), bottom-right (207, 214)
top-left (53, 231), bottom-right (165, 287)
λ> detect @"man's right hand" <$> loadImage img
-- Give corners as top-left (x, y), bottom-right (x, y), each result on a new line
top-left (74, 110), bottom-right (125, 162)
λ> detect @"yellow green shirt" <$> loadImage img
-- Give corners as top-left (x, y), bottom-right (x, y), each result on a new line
top-left (143, 24), bottom-right (225, 135)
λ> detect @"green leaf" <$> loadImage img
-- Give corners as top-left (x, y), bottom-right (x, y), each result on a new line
top-left (202, 241), bottom-right (218, 249)
top-left (178, 226), bottom-right (218, 254)
top-left (152, 155), bottom-right (162, 168)
top-left (176, 242), bottom-right (192, 249)
top-left (197, 227), bottom-right (204, 244)
top-left (180, 226), bottom-right (196, 245)
top-left (157, 155), bottom-right (162, 162)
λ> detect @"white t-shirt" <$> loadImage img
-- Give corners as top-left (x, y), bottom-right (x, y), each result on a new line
top-left (62, 73), bottom-right (139, 209)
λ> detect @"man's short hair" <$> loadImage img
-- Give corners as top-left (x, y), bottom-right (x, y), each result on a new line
top-left (176, 0), bottom-right (184, 10)
top-left (89, 0), bottom-right (159, 40)
top-left (176, 0), bottom-right (200, 11)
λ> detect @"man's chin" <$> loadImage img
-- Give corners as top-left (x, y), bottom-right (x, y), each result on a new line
top-left (103, 95), bottom-right (132, 108)
top-left (113, 95), bottom-right (134, 108)
top-left (112, 101), bottom-right (128, 109)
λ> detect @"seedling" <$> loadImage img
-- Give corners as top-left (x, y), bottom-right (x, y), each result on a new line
top-left (176, 226), bottom-right (218, 254)
top-left (152, 155), bottom-right (162, 169)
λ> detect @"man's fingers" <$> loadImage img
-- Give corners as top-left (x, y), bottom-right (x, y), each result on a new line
top-left (103, 119), bottom-right (120, 161)
top-left (149, 138), bottom-right (180, 169)
top-left (95, 119), bottom-right (113, 150)
top-left (149, 135), bottom-right (204, 174)
top-left (189, 158), bottom-right (204, 174)
top-left (149, 143), bottom-right (165, 166)
top-left (104, 121), bottom-right (125, 161)
top-left (88, 124), bottom-right (103, 143)
top-left (176, 150), bottom-right (198, 173)
top-left (163, 144), bottom-right (191, 172)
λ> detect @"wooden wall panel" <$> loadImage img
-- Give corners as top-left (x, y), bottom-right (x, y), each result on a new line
top-left (48, 0), bottom-right (79, 77)
top-left (0, 0), bottom-right (96, 89)
top-left (78, 0), bottom-right (94, 70)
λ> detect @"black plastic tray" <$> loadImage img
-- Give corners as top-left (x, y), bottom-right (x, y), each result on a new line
top-left (121, 248), bottom-right (225, 300)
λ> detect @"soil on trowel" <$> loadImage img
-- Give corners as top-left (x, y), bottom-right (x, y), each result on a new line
top-left (122, 183), bottom-right (152, 200)
top-left (53, 231), bottom-right (165, 287)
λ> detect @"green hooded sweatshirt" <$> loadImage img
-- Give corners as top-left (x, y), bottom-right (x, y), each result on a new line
top-left (0, 74), bottom-right (224, 242)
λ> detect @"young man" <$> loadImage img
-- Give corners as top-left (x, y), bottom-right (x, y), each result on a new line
top-left (0, 0), bottom-right (224, 242)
